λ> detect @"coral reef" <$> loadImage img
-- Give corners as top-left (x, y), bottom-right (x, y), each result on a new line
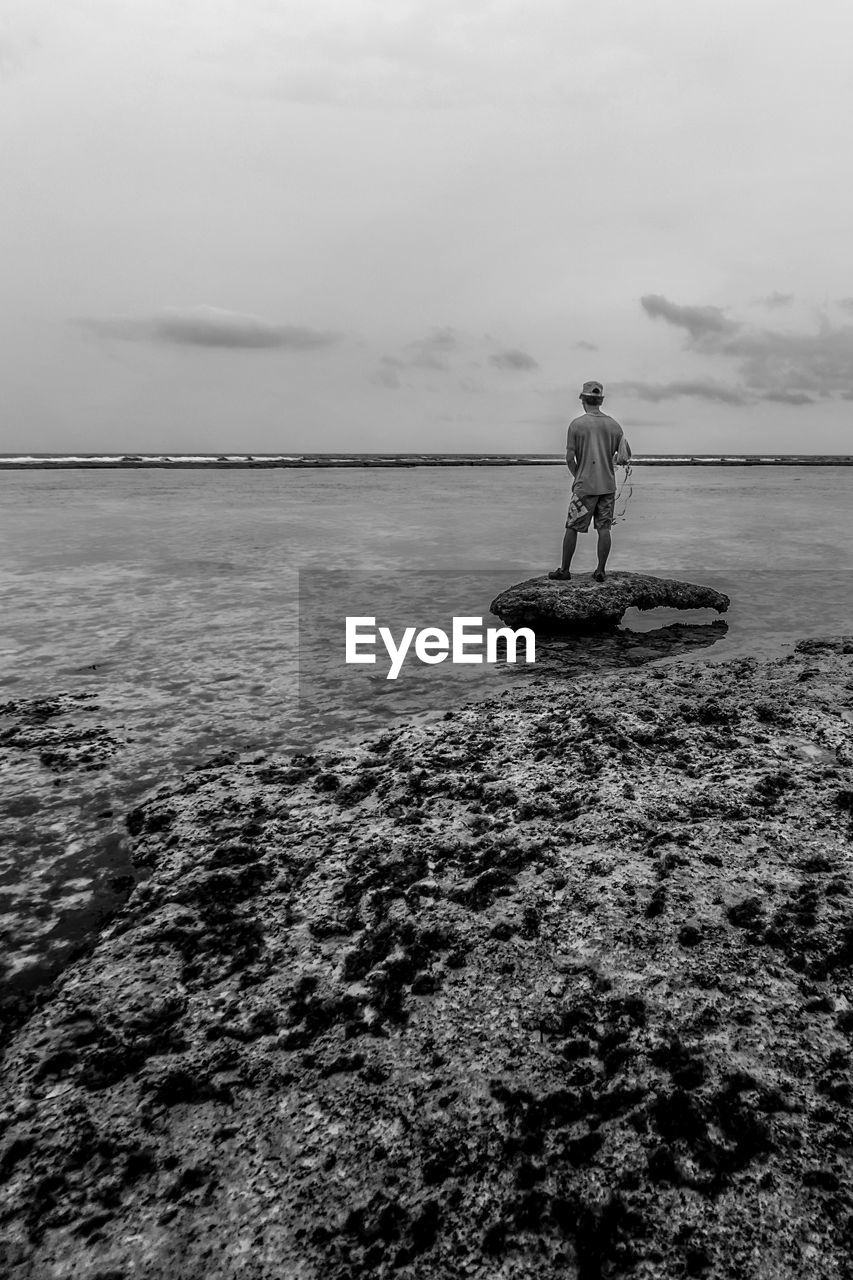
top-left (1, 639), bottom-right (852, 1278)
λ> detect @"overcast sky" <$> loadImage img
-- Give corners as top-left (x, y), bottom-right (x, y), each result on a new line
top-left (4, 0), bottom-right (853, 453)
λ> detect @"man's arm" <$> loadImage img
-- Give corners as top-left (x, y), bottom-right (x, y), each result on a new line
top-left (566, 426), bottom-right (578, 477)
top-left (612, 422), bottom-right (631, 467)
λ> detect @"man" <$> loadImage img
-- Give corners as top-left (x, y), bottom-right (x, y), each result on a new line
top-left (549, 380), bottom-right (631, 583)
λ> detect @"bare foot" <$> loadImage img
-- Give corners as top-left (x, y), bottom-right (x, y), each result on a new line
top-left (592, 569), bottom-right (606, 583)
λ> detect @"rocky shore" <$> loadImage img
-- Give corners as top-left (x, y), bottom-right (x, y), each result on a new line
top-left (2, 638), bottom-right (853, 1278)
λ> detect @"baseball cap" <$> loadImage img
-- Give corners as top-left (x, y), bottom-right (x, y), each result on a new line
top-left (580, 380), bottom-right (604, 398)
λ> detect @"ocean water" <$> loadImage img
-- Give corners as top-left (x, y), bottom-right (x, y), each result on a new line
top-left (1, 464), bottom-right (852, 999)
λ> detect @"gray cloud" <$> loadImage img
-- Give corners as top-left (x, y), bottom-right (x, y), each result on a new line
top-left (372, 330), bottom-right (460, 386)
top-left (614, 379), bottom-right (749, 406)
top-left (371, 356), bottom-right (405, 389)
top-left (837, 299), bottom-right (853, 314)
top-left (488, 348), bottom-right (539, 372)
top-left (640, 293), bottom-right (853, 403)
top-left (724, 325), bottom-right (853, 396)
top-left (761, 389), bottom-right (816, 405)
top-left (618, 378), bottom-right (816, 407)
top-left (376, 327), bottom-right (535, 388)
top-left (404, 327), bottom-right (458, 370)
top-left (641, 294), bottom-right (739, 345)
top-left (574, 340), bottom-right (599, 351)
top-left (757, 291), bottom-right (794, 309)
top-left (77, 307), bottom-right (340, 351)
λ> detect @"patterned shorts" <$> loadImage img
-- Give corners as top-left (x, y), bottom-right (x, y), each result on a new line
top-left (566, 491), bottom-right (615, 533)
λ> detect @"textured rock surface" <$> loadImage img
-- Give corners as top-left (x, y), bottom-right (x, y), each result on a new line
top-left (490, 572), bottom-right (730, 631)
top-left (0, 694), bottom-right (133, 1035)
top-left (1, 639), bottom-right (853, 1278)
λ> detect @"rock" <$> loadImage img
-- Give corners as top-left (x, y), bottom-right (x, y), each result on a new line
top-left (3, 639), bottom-right (853, 1279)
top-left (489, 571), bottom-right (730, 632)
top-left (795, 636), bottom-right (853, 655)
top-left (678, 920), bottom-right (703, 947)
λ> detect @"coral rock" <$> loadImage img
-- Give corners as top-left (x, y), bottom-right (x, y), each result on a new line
top-left (490, 571), bottom-right (730, 631)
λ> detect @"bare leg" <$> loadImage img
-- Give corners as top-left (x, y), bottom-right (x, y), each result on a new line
top-left (561, 527), bottom-right (578, 572)
top-left (595, 527), bottom-right (612, 578)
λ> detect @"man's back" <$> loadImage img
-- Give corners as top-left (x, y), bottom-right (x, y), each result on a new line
top-left (566, 409), bottom-right (626, 497)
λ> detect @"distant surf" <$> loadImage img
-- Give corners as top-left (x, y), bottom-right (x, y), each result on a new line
top-left (2, 453), bottom-right (853, 468)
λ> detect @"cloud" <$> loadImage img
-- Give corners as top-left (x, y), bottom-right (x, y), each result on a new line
top-left (837, 299), bottom-right (853, 314)
top-left (618, 377), bottom-right (816, 407)
top-left (574, 340), bottom-right (599, 352)
top-left (639, 294), bottom-right (853, 403)
top-left (77, 306), bottom-right (340, 351)
top-left (614, 379), bottom-right (749, 406)
top-left (371, 355), bottom-right (405, 389)
top-left (403, 326), bottom-right (458, 370)
top-left (757, 292), bottom-right (794, 309)
top-left (375, 327), bottom-right (536, 389)
top-left (724, 322), bottom-right (853, 396)
top-left (641, 294), bottom-right (739, 345)
top-left (488, 348), bottom-right (539, 372)
top-left (760, 389), bottom-right (816, 405)
top-left (372, 331), bottom-right (459, 387)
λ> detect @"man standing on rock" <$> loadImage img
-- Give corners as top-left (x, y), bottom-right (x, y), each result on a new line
top-left (549, 380), bottom-right (631, 583)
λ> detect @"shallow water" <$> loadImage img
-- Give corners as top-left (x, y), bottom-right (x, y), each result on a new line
top-left (2, 465), bottom-right (851, 749)
top-left (1, 465), bottom-right (852, 996)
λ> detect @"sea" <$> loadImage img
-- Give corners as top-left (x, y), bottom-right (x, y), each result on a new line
top-left (1, 462), bottom-right (852, 1008)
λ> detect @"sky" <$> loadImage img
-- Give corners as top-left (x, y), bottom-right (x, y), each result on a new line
top-left (3, 0), bottom-right (853, 454)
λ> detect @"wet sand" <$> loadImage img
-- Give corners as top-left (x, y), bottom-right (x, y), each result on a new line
top-left (1, 637), bottom-right (853, 1278)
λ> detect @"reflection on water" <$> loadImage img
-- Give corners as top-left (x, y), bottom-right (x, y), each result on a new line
top-left (298, 569), bottom-right (733, 744)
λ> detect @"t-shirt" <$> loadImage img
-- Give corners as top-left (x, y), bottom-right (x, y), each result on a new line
top-left (566, 411), bottom-right (629, 497)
